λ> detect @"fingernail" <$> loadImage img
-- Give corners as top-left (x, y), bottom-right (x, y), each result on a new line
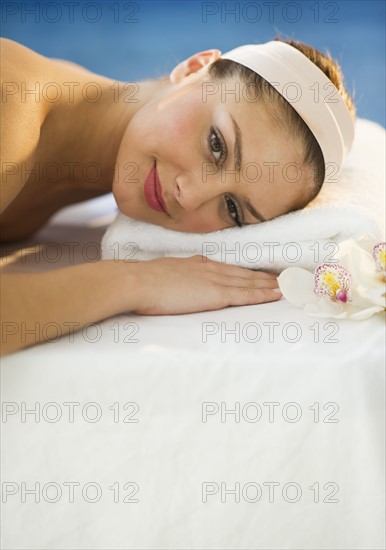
top-left (273, 287), bottom-right (282, 294)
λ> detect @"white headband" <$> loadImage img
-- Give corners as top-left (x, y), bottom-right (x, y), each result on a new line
top-left (221, 41), bottom-right (355, 181)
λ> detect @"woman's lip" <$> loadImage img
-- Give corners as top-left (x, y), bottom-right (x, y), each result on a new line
top-left (154, 166), bottom-right (169, 214)
top-left (144, 162), bottom-right (168, 214)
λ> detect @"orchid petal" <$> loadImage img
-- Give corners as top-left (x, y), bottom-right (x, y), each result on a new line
top-left (277, 268), bottom-right (316, 307)
top-left (304, 297), bottom-right (349, 319)
top-left (349, 306), bottom-right (385, 320)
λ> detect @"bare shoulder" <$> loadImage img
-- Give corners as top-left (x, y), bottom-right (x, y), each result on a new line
top-left (0, 38), bottom-right (98, 101)
top-left (0, 39), bottom-right (102, 214)
top-left (1, 38), bottom-right (50, 122)
top-left (0, 37), bottom-right (90, 78)
top-left (1, 40), bottom-right (48, 211)
top-left (1, 37), bottom-right (52, 85)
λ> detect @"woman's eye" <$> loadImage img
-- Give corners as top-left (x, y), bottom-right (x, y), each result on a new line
top-left (207, 127), bottom-right (226, 164)
top-left (225, 195), bottom-right (243, 227)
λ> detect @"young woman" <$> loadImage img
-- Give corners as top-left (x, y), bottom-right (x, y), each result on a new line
top-left (0, 36), bottom-right (356, 355)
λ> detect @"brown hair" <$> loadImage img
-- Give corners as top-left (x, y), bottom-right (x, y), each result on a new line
top-left (207, 36), bottom-right (356, 209)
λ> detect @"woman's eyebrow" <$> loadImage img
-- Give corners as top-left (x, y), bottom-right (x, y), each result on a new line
top-left (229, 113), bottom-right (267, 223)
top-left (243, 197), bottom-right (267, 223)
top-left (230, 113), bottom-right (242, 171)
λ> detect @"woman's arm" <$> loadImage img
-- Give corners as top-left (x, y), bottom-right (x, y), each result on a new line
top-left (1, 255), bottom-right (281, 356)
top-left (0, 259), bottom-right (140, 356)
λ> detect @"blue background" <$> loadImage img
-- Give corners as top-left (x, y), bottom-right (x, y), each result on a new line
top-left (1, 0), bottom-right (385, 126)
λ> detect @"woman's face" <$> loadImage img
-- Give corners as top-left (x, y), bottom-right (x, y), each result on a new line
top-left (113, 51), bottom-right (313, 233)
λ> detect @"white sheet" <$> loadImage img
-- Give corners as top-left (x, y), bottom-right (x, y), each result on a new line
top-left (1, 186), bottom-right (385, 550)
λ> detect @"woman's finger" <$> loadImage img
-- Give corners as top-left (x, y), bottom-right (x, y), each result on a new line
top-left (200, 256), bottom-right (278, 280)
top-left (225, 285), bottom-right (283, 307)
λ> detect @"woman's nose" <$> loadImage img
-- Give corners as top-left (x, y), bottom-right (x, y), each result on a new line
top-left (175, 170), bottom-right (231, 211)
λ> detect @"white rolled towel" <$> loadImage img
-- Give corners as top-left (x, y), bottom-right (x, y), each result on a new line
top-left (101, 118), bottom-right (385, 272)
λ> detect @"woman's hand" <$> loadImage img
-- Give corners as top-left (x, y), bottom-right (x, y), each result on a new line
top-left (130, 255), bottom-right (282, 315)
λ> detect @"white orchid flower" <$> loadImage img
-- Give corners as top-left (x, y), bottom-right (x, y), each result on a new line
top-left (277, 236), bottom-right (386, 320)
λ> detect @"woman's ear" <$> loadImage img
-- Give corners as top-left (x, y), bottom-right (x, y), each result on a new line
top-left (169, 49), bottom-right (222, 84)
